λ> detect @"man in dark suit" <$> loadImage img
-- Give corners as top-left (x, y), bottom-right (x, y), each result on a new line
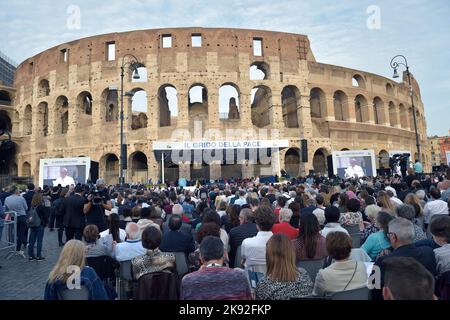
top-left (372, 217), bottom-right (437, 300)
top-left (228, 208), bottom-right (258, 268)
top-left (22, 183), bottom-right (35, 211)
top-left (160, 215), bottom-right (195, 255)
top-left (62, 185), bottom-right (87, 241)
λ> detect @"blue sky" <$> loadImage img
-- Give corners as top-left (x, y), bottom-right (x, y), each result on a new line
top-left (0, 0), bottom-right (449, 136)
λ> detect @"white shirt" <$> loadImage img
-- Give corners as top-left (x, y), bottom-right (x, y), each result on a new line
top-left (344, 165), bottom-right (365, 178)
top-left (390, 197), bottom-right (403, 206)
top-left (53, 175), bottom-right (75, 187)
top-left (313, 207), bottom-right (326, 225)
top-left (113, 239), bottom-right (146, 262)
top-left (321, 223), bottom-right (349, 238)
top-left (100, 228), bottom-right (127, 242)
top-left (234, 197), bottom-right (247, 206)
top-left (385, 186), bottom-right (397, 197)
top-left (424, 199), bottom-right (449, 224)
top-left (241, 231), bottom-right (273, 268)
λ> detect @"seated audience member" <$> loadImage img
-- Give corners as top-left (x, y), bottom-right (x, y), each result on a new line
top-left (137, 207), bottom-right (160, 237)
top-left (83, 224), bottom-right (113, 258)
top-left (292, 213), bottom-right (327, 262)
top-left (160, 214), bottom-right (195, 255)
top-left (163, 204), bottom-right (192, 235)
top-left (321, 206), bottom-right (349, 238)
top-left (249, 197), bottom-right (259, 213)
top-left (288, 202), bottom-right (301, 228)
top-left (361, 211), bottom-right (394, 261)
top-left (100, 213), bottom-right (126, 242)
top-left (377, 192), bottom-right (396, 215)
top-left (395, 204), bottom-right (427, 242)
top-left (228, 208), bottom-right (258, 268)
top-left (404, 193), bottom-right (425, 229)
top-left (119, 207), bottom-right (133, 230)
top-left (360, 204), bottom-right (381, 244)
top-left (148, 206), bottom-right (164, 228)
top-left (199, 209), bottom-right (229, 250)
top-left (312, 232), bottom-right (368, 297)
top-left (181, 236), bottom-right (252, 300)
top-left (382, 257), bottom-right (436, 300)
top-left (424, 187), bottom-right (449, 227)
top-left (113, 222), bottom-right (146, 262)
top-left (132, 226), bottom-right (175, 280)
top-left (44, 240), bottom-right (108, 300)
top-left (221, 204), bottom-right (241, 233)
top-left (312, 195), bottom-right (326, 226)
top-left (241, 206), bottom-right (276, 270)
top-left (256, 234), bottom-right (313, 300)
top-left (216, 201), bottom-right (228, 218)
top-left (189, 222), bottom-right (221, 271)
top-left (272, 208), bottom-right (299, 240)
top-left (373, 217), bottom-right (437, 300)
top-left (339, 198), bottom-right (363, 227)
top-left (430, 215), bottom-right (450, 276)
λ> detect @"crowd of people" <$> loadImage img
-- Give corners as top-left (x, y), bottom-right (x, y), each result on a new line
top-left (0, 168), bottom-right (449, 300)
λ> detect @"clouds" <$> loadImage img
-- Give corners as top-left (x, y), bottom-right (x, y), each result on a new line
top-left (0, 0), bottom-right (448, 135)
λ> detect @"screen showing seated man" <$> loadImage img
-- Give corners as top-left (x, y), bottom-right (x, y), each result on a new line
top-left (53, 167), bottom-right (76, 187)
top-left (334, 155), bottom-right (374, 179)
top-left (344, 158), bottom-right (365, 178)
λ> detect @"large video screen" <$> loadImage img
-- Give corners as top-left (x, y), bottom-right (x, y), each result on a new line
top-left (332, 150), bottom-right (376, 178)
top-left (39, 157), bottom-right (90, 187)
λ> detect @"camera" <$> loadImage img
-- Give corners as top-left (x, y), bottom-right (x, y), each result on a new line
top-left (90, 188), bottom-right (104, 205)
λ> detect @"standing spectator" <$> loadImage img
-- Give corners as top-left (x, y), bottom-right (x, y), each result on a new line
top-left (132, 226), bottom-right (175, 280)
top-left (228, 208), bottom-right (258, 268)
top-left (22, 183), bottom-right (35, 211)
top-left (241, 206), bottom-right (276, 270)
top-left (160, 215), bottom-right (195, 255)
top-left (62, 185), bottom-right (87, 241)
top-left (321, 206), bottom-right (349, 238)
top-left (312, 232), bottom-right (368, 297)
top-left (361, 211), bottom-right (394, 261)
top-left (272, 208), bottom-right (299, 240)
top-left (4, 186), bottom-right (28, 252)
top-left (44, 239), bottom-right (108, 300)
top-left (27, 192), bottom-right (48, 261)
top-left (292, 213), bottom-right (327, 261)
top-left (256, 234), bottom-right (313, 300)
top-left (51, 188), bottom-right (68, 246)
top-left (414, 159), bottom-right (423, 179)
top-left (430, 215), bottom-right (450, 276)
top-left (181, 236), bottom-right (252, 300)
top-left (382, 257), bottom-right (436, 300)
top-left (423, 188), bottom-right (448, 227)
top-left (83, 184), bottom-right (112, 232)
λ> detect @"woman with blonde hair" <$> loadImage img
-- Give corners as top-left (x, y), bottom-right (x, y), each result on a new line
top-left (256, 234), bottom-right (313, 300)
top-left (376, 191), bottom-right (395, 215)
top-left (404, 193), bottom-right (424, 229)
top-left (44, 239), bottom-right (108, 300)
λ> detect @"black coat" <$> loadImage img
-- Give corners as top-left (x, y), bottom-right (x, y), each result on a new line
top-left (159, 230), bottom-right (195, 255)
top-left (228, 222), bottom-right (258, 268)
top-left (62, 194), bottom-right (87, 229)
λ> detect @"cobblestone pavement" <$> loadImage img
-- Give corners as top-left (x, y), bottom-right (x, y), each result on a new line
top-left (0, 228), bottom-right (63, 300)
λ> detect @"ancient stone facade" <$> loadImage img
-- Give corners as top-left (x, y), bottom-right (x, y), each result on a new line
top-left (8, 27), bottom-right (429, 184)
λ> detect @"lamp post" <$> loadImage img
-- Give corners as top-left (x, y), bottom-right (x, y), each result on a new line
top-left (390, 55), bottom-right (421, 163)
top-left (119, 54), bottom-right (142, 185)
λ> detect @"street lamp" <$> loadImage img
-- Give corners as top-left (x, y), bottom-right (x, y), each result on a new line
top-left (119, 54), bottom-right (143, 185)
top-left (390, 55), bottom-right (421, 163)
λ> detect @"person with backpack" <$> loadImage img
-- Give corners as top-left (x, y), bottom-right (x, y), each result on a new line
top-left (27, 191), bottom-right (48, 261)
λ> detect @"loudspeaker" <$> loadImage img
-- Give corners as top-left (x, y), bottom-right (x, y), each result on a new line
top-left (121, 144), bottom-right (127, 170)
top-left (301, 139), bottom-right (308, 162)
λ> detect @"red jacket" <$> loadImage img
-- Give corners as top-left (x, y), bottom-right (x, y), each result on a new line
top-left (272, 222), bottom-right (299, 240)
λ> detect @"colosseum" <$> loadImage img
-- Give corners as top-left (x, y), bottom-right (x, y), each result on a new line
top-left (1, 27), bottom-right (429, 185)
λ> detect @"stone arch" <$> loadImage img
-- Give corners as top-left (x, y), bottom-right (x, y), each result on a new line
top-left (0, 110), bottom-right (12, 134)
top-left (158, 84), bottom-right (178, 127)
top-left (76, 91), bottom-right (93, 128)
top-left (219, 83), bottom-right (240, 120)
top-left (354, 94), bottom-right (368, 123)
top-left (37, 101), bottom-right (49, 136)
top-left (249, 61), bottom-right (270, 80)
top-left (101, 88), bottom-right (118, 122)
top-left (0, 139), bottom-right (16, 175)
top-left (352, 74), bottom-right (365, 89)
top-left (129, 151), bottom-right (148, 183)
top-left (188, 83), bottom-right (208, 120)
top-left (310, 87), bottom-right (326, 118)
top-left (130, 88), bottom-right (148, 130)
top-left (251, 85), bottom-right (271, 128)
top-left (23, 105), bottom-right (32, 135)
top-left (37, 79), bottom-right (50, 98)
top-left (373, 96), bottom-right (384, 125)
top-left (378, 149), bottom-right (389, 169)
top-left (386, 83), bottom-right (394, 96)
top-left (388, 101), bottom-right (398, 127)
top-left (22, 161), bottom-right (31, 177)
top-left (284, 148), bottom-right (300, 177)
top-left (0, 90), bottom-right (12, 106)
top-left (341, 148), bottom-right (350, 151)
top-left (100, 153), bottom-right (119, 185)
top-left (333, 90), bottom-right (348, 121)
top-left (313, 148), bottom-right (329, 174)
top-left (54, 96), bottom-right (69, 134)
top-left (281, 85), bottom-right (299, 128)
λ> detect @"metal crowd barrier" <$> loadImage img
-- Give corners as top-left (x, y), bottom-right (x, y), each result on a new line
top-left (0, 211), bottom-right (26, 259)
